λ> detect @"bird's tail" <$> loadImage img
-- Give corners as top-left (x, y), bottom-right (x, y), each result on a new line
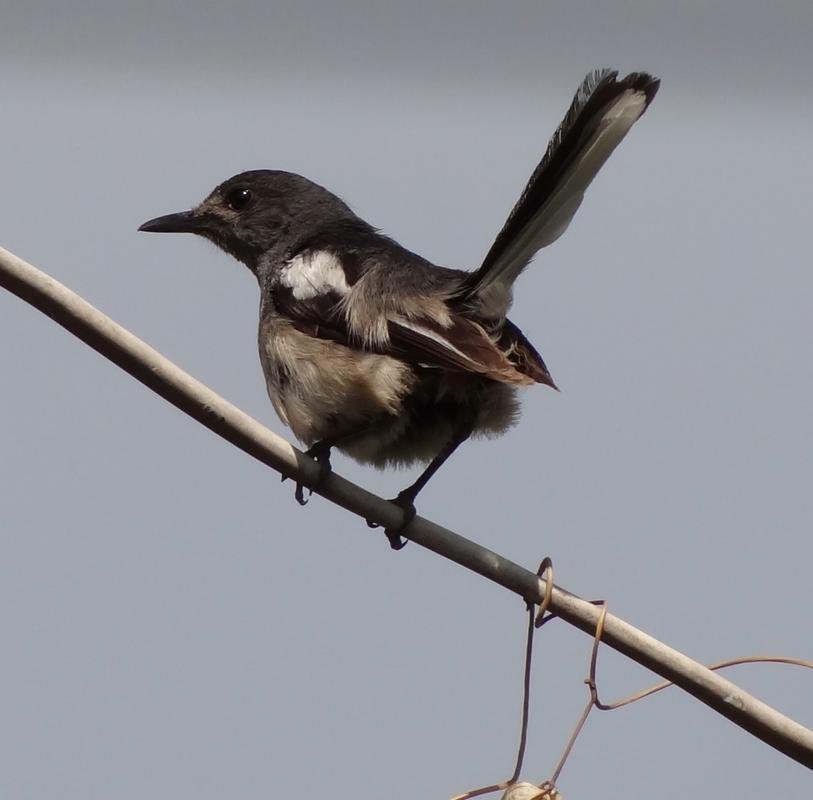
top-left (462, 69), bottom-right (659, 316)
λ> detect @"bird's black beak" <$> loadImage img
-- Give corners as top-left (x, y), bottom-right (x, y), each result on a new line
top-left (138, 210), bottom-right (207, 234)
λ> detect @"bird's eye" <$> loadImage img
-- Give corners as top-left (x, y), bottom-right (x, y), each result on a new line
top-left (225, 187), bottom-right (253, 211)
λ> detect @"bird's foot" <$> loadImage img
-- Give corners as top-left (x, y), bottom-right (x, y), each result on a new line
top-left (366, 490), bottom-right (417, 550)
top-left (283, 441), bottom-right (333, 506)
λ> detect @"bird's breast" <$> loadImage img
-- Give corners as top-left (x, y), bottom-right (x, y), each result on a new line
top-left (257, 316), bottom-right (415, 445)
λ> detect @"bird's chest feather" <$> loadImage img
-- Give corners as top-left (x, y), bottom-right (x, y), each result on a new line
top-left (257, 315), bottom-right (414, 445)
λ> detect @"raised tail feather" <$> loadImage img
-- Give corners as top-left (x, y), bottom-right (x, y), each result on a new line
top-left (463, 69), bottom-right (659, 316)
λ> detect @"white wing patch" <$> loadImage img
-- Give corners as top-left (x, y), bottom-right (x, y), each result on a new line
top-left (280, 251), bottom-right (350, 300)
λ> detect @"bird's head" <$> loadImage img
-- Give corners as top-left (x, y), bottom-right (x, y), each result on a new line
top-left (139, 170), bottom-right (354, 268)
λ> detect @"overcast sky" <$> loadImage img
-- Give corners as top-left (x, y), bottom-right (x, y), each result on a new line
top-left (1, 3), bottom-right (812, 798)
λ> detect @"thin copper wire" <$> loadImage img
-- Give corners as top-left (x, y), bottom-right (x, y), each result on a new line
top-left (450, 559), bottom-right (554, 800)
top-left (545, 602), bottom-right (608, 787)
top-left (592, 653), bottom-right (813, 711)
top-left (453, 567), bottom-right (813, 800)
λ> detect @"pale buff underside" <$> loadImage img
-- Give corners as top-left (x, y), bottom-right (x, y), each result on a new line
top-left (258, 317), bottom-right (520, 468)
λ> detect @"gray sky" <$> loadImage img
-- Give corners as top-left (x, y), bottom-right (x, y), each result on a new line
top-left (2, 2), bottom-right (812, 798)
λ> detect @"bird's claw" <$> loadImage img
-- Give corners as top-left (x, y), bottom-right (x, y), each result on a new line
top-left (367, 490), bottom-right (417, 550)
top-left (294, 481), bottom-right (311, 506)
top-left (287, 442), bottom-right (333, 506)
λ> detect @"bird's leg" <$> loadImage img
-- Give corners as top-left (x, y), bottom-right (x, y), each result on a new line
top-left (370, 422), bottom-right (474, 550)
top-left (288, 423), bottom-right (382, 505)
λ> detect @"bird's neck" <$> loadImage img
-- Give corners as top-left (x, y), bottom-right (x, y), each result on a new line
top-left (251, 246), bottom-right (289, 293)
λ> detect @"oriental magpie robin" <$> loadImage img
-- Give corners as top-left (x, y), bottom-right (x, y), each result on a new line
top-left (139, 69), bottom-right (659, 548)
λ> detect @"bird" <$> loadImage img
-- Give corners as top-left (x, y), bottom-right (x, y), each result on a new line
top-left (139, 68), bottom-right (659, 549)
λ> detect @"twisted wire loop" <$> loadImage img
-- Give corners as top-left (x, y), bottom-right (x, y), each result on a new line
top-left (533, 558), bottom-right (554, 628)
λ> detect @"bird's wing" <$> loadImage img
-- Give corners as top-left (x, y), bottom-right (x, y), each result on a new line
top-left (463, 69), bottom-right (659, 316)
top-left (273, 249), bottom-right (551, 386)
top-left (385, 314), bottom-right (537, 385)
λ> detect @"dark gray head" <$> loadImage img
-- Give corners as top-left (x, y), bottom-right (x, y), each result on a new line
top-left (139, 170), bottom-right (357, 267)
